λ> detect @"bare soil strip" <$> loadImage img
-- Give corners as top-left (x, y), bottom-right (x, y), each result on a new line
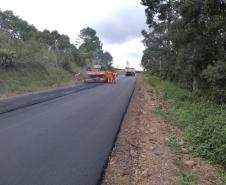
top-left (102, 77), bottom-right (225, 185)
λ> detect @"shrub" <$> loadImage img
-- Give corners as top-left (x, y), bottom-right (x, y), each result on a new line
top-left (0, 48), bottom-right (16, 68)
top-left (187, 112), bottom-right (226, 165)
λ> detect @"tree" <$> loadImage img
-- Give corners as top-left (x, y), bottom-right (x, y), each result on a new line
top-left (0, 10), bottom-right (37, 40)
top-left (78, 27), bottom-right (102, 64)
top-left (78, 27), bottom-right (112, 67)
top-left (0, 10), bottom-right (114, 73)
top-left (141, 0), bottom-right (226, 101)
top-left (101, 51), bottom-right (113, 65)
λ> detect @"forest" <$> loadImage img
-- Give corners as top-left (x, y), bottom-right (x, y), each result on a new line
top-left (141, 0), bottom-right (226, 103)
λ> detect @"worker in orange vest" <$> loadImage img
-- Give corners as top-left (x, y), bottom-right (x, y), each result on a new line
top-left (109, 71), bottom-right (113, 84)
top-left (106, 70), bottom-right (113, 84)
top-left (74, 72), bottom-right (81, 81)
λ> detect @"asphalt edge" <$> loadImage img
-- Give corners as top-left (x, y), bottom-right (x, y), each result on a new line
top-left (0, 83), bottom-right (103, 115)
top-left (97, 77), bottom-right (137, 185)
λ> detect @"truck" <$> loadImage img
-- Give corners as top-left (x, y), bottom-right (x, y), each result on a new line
top-left (125, 67), bottom-right (136, 76)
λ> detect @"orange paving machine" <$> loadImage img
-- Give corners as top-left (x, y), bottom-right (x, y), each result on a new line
top-left (84, 65), bottom-right (108, 83)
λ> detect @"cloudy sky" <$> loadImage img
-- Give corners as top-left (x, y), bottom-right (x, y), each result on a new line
top-left (1, 0), bottom-right (147, 70)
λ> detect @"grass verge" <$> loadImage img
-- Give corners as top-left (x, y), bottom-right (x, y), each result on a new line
top-left (168, 132), bottom-right (197, 185)
top-left (0, 63), bottom-right (83, 98)
top-left (143, 73), bottom-right (226, 168)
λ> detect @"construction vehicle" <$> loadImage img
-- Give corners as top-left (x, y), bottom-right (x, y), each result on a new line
top-left (84, 65), bottom-right (108, 83)
top-left (125, 67), bottom-right (136, 76)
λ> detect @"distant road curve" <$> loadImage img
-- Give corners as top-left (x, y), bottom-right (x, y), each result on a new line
top-left (0, 76), bottom-right (136, 185)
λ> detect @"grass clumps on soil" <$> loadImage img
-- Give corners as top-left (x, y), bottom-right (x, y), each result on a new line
top-left (168, 133), bottom-right (197, 185)
top-left (143, 73), bottom-right (226, 167)
top-left (173, 181), bottom-right (197, 185)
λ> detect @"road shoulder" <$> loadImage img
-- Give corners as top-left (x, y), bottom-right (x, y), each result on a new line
top-left (102, 77), bottom-right (179, 185)
top-left (102, 77), bottom-right (225, 185)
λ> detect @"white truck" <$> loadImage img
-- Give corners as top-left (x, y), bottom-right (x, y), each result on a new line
top-left (125, 67), bottom-right (135, 76)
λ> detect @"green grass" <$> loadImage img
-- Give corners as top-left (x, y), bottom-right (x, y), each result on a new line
top-left (167, 132), bottom-right (198, 185)
top-left (0, 62), bottom-right (82, 98)
top-left (0, 31), bottom-right (83, 98)
top-left (173, 181), bottom-right (197, 185)
top-left (143, 73), bottom-right (226, 166)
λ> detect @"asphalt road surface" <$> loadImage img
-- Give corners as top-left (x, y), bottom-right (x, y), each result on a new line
top-left (0, 77), bottom-right (136, 185)
top-left (0, 82), bottom-right (102, 114)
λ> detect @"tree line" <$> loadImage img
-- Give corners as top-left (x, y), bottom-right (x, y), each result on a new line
top-left (141, 0), bottom-right (226, 103)
top-left (0, 10), bottom-right (112, 70)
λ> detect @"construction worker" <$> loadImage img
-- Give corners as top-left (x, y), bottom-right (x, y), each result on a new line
top-left (74, 72), bottom-right (81, 81)
top-left (106, 70), bottom-right (113, 84)
top-left (113, 72), bottom-right (117, 83)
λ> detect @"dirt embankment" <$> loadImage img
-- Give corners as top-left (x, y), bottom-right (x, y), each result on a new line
top-left (102, 77), bottom-right (225, 185)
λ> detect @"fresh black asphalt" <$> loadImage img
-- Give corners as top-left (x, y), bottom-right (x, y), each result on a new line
top-left (0, 77), bottom-right (136, 185)
top-left (0, 83), bottom-right (102, 114)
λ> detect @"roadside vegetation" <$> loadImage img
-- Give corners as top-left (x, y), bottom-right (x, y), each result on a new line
top-left (169, 134), bottom-right (198, 185)
top-left (141, 0), bottom-right (226, 103)
top-left (144, 74), bottom-right (226, 169)
top-left (0, 10), bottom-right (113, 98)
top-left (141, 0), bottom-right (226, 174)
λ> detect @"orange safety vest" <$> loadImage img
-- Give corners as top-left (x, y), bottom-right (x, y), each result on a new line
top-left (106, 71), bottom-right (112, 83)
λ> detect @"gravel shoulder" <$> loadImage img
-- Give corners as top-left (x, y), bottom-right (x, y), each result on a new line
top-left (102, 77), bottom-right (225, 185)
top-left (102, 77), bottom-right (179, 185)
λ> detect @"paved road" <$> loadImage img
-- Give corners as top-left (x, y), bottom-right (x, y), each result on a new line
top-left (0, 77), bottom-right (136, 185)
top-left (0, 83), bottom-right (102, 114)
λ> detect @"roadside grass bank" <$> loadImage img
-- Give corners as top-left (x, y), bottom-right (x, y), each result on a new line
top-left (143, 73), bottom-right (226, 173)
top-left (0, 30), bottom-right (84, 99)
top-left (0, 63), bottom-right (83, 99)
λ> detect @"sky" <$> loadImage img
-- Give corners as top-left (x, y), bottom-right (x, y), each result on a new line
top-left (1, 0), bottom-right (147, 70)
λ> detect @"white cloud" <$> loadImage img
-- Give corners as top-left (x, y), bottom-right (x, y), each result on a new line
top-left (91, 5), bottom-right (146, 44)
top-left (0, 0), bottom-right (146, 70)
top-left (104, 37), bottom-right (144, 70)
